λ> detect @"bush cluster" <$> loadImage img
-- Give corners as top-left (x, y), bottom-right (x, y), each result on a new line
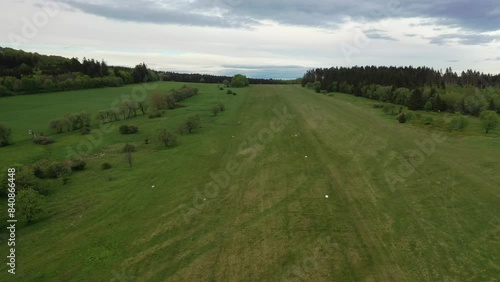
top-left (119, 125), bottom-right (138, 134)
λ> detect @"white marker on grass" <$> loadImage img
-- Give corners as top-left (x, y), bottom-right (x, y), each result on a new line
top-left (151, 185), bottom-right (155, 188)
top-left (325, 195), bottom-right (329, 199)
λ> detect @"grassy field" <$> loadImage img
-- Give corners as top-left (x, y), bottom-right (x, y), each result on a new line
top-left (0, 83), bottom-right (499, 281)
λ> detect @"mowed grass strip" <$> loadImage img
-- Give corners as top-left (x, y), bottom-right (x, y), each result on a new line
top-left (0, 84), bottom-right (498, 281)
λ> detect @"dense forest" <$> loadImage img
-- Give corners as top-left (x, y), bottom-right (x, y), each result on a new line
top-left (302, 66), bottom-right (500, 116)
top-left (0, 47), bottom-right (160, 96)
top-left (0, 47), bottom-right (292, 97)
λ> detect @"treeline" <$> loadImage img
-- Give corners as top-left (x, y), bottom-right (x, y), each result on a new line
top-left (0, 47), bottom-right (159, 96)
top-left (150, 85), bottom-right (199, 111)
top-left (302, 66), bottom-right (500, 91)
top-left (302, 66), bottom-right (500, 115)
top-left (159, 71), bottom-right (298, 85)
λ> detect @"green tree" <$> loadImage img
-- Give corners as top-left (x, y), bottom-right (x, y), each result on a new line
top-left (479, 110), bottom-right (499, 133)
top-left (157, 129), bottom-right (177, 146)
top-left (19, 63), bottom-right (33, 76)
top-left (17, 189), bottom-right (45, 224)
top-left (393, 87), bottom-right (411, 106)
top-left (464, 93), bottom-right (487, 116)
top-left (447, 113), bottom-right (468, 131)
top-left (212, 106), bottom-right (220, 116)
top-left (231, 74), bottom-right (249, 88)
top-left (47, 162), bottom-right (71, 182)
top-left (42, 79), bottom-right (55, 91)
top-left (407, 88), bottom-right (424, 110)
top-left (151, 93), bottom-right (166, 110)
top-left (49, 118), bottom-right (71, 133)
top-left (137, 101), bottom-right (149, 115)
top-left (133, 63), bottom-right (149, 83)
top-left (184, 114), bottom-right (201, 133)
top-left (0, 123), bottom-right (12, 147)
top-left (424, 100), bottom-right (433, 112)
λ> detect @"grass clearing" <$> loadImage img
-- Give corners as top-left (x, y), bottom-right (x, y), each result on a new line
top-left (0, 84), bottom-right (498, 281)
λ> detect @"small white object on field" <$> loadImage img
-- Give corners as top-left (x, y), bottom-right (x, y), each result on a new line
top-left (204, 198), bottom-right (206, 201)
top-left (325, 195), bottom-right (329, 199)
top-left (152, 185), bottom-right (155, 188)
top-left (305, 156), bottom-right (308, 158)
top-left (232, 135), bottom-right (235, 138)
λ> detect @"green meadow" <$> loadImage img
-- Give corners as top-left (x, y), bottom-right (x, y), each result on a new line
top-left (0, 83), bottom-right (499, 281)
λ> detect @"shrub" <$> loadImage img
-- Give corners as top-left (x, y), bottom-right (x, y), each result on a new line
top-left (32, 160), bottom-right (50, 178)
top-left (102, 162), bottom-right (112, 170)
top-left (382, 104), bottom-right (396, 115)
top-left (122, 143), bottom-right (136, 153)
top-left (47, 162), bottom-right (71, 179)
top-left (212, 106), bottom-right (221, 116)
top-left (219, 87), bottom-right (224, 91)
top-left (405, 110), bottom-right (416, 121)
top-left (227, 89), bottom-right (233, 95)
top-left (119, 125), bottom-right (138, 134)
top-left (184, 114), bottom-right (201, 133)
top-left (148, 111), bottom-right (163, 119)
top-left (448, 113), bottom-right (468, 131)
top-left (0, 123), bottom-right (12, 147)
top-left (157, 129), bottom-right (177, 147)
top-left (219, 103), bottom-right (226, 112)
top-left (422, 116), bottom-right (434, 125)
top-left (232, 92), bottom-right (237, 96)
top-left (0, 165), bottom-right (40, 196)
top-left (397, 112), bottom-right (407, 123)
top-left (479, 110), bottom-right (499, 133)
top-left (424, 100), bottom-right (433, 112)
top-left (81, 126), bottom-right (91, 135)
top-left (70, 159), bottom-right (86, 171)
top-left (33, 136), bottom-right (54, 145)
top-left (231, 74), bottom-right (249, 87)
top-left (17, 189), bottom-right (45, 224)
top-left (49, 118), bottom-right (71, 133)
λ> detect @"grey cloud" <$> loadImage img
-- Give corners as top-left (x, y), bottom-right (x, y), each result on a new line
top-left (485, 57), bottom-right (500, 61)
top-left (59, 0), bottom-right (258, 28)
top-left (427, 33), bottom-right (497, 46)
top-left (58, 0), bottom-right (500, 35)
top-left (364, 29), bottom-right (397, 41)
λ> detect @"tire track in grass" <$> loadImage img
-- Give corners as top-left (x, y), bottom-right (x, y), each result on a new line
top-left (286, 87), bottom-right (410, 281)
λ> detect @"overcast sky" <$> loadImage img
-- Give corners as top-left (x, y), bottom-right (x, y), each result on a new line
top-left (1, 0), bottom-right (499, 78)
